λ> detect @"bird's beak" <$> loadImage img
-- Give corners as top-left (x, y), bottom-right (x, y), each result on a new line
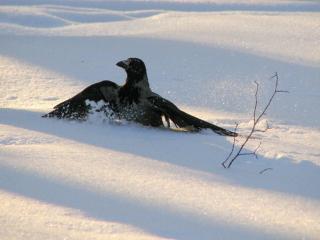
top-left (116, 59), bottom-right (130, 69)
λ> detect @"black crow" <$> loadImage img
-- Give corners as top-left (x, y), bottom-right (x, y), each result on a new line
top-left (43, 58), bottom-right (237, 137)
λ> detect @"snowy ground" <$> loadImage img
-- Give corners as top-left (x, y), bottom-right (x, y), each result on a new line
top-left (0, 0), bottom-right (320, 239)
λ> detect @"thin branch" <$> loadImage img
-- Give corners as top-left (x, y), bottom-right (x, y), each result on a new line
top-left (255, 73), bottom-right (278, 125)
top-left (222, 123), bottom-right (238, 168)
top-left (259, 168), bottom-right (273, 174)
top-left (238, 142), bottom-right (261, 159)
top-left (252, 141), bottom-right (262, 159)
top-left (222, 72), bottom-right (287, 168)
top-left (254, 120), bottom-right (270, 133)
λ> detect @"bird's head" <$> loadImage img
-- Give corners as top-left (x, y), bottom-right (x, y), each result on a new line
top-left (116, 58), bottom-right (147, 82)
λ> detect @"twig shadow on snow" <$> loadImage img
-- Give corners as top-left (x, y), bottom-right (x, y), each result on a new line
top-left (1, 108), bottom-right (320, 202)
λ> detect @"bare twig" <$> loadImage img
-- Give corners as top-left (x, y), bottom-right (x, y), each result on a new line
top-left (238, 141), bottom-right (261, 159)
top-left (259, 168), bottom-right (273, 174)
top-left (221, 123), bottom-right (238, 168)
top-left (222, 73), bottom-right (287, 168)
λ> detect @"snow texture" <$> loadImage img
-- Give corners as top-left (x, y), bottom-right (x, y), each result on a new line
top-left (0, 0), bottom-right (320, 239)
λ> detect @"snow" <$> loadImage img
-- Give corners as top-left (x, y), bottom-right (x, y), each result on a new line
top-left (0, 0), bottom-right (320, 239)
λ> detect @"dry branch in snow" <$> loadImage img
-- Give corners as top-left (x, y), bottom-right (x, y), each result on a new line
top-left (222, 73), bottom-right (288, 169)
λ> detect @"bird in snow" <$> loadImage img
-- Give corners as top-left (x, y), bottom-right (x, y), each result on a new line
top-left (43, 58), bottom-right (237, 137)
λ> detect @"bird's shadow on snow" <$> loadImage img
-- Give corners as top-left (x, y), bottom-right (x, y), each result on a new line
top-left (1, 108), bottom-right (320, 239)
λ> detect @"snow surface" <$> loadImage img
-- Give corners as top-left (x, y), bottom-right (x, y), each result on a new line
top-left (0, 0), bottom-right (320, 239)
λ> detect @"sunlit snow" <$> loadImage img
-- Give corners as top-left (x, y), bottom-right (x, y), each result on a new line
top-left (0, 0), bottom-right (319, 239)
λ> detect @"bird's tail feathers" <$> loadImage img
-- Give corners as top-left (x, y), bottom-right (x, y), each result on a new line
top-left (149, 96), bottom-right (238, 137)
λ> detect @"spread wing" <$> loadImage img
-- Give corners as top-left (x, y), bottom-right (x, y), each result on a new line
top-left (43, 80), bottom-right (119, 120)
top-left (148, 95), bottom-right (237, 137)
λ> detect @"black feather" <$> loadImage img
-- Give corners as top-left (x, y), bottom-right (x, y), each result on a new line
top-left (148, 96), bottom-right (237, 137)
top-left (43, 80), bottom-right (119, 120)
